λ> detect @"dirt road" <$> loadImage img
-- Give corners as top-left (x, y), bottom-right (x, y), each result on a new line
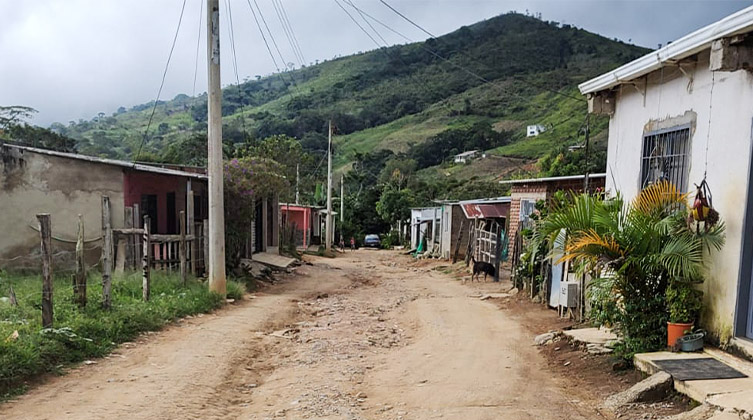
top-left (2, 250), bottom-right (606, 419)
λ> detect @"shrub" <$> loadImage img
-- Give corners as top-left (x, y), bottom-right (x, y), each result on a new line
top-left (535, 182), bottom-right (725, 359)
top-left (666, 281), bottom-right (704, 324)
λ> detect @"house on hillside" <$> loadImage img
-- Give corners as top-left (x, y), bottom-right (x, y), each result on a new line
top-left (453, 150), bottom-right (480, 164)
top-left (579, 5), bottom-right (753, 351)
top-left (526, 124), bottom-right (546, 137)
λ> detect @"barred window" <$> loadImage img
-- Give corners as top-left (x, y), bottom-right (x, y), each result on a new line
top-left (640, 125), bottom-right (691, 192)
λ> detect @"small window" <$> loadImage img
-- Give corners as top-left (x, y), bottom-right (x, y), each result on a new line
top-left (520, 200), bottom-right (536, 228)
top-left (640, 125), bottom-right (691, 192)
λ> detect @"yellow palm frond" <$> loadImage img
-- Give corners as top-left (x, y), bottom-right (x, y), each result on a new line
top-left (633, 181), bottom-right (689, 214)
top-left (557, 229), bottom-right (623, 265)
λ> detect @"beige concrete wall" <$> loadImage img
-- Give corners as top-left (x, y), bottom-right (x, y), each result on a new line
top-left (606, 51), bottom-right (753, 343)
top-left (0, 147), bottom-right (125, 270)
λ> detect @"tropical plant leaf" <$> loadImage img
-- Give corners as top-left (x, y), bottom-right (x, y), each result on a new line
top-left (632, 181), bottom-right (689, 215)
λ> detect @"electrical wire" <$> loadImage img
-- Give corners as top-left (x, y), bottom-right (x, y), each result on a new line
top-left (192, 0), bottom-right (204, 97)
top-left (377, 0), bottom-right (585, 103)
top-left (270, 0), bottom-right (303, 66)
top-left (253, 0), bottom-right (294, 73)
top-left (225, 0), bottom-right (250, 140)
top-left (134, 0), bottom-right (189, 163)
top-left (334, 0), bottom-right (449, 110)
top-left (245, 0), bottom-right (282, 72)
top-left (276, 0), bottom-right (306, 64)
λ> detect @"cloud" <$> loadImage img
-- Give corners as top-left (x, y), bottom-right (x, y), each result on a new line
top-left (0, 0), bottom-right (749, 126)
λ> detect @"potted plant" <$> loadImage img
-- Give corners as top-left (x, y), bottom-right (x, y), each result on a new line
top-left (666, 280), bottom-right (704, 347)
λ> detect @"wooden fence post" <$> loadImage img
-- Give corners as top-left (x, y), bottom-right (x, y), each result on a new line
top-left (143, 215), bottom-right (151, 302)
top-left (179, 210), bottom-right (187, 286)
top-left (187, 190), bottom-right (196, 275)
top-left (203, 219), bottom-right (209, 277)
top-left (133, 204), bottom-right (142, 268)
top-left (74, 214), bottom-right (87, 307)
top-left (465, 220), bottom-right (475, 267)
top-left (124, 206), bottom-right (134, 270)
top-left (37, 214), bottom-right (53, 328)
top-left (494, 226), bottom-right (503, 282)
top-left (452, 220), bottom-right (465, 264)
top-left (101, 196), bottom-right (113, 309)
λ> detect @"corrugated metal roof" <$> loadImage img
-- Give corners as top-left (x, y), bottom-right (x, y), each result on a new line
top-left (2, 143), bottom-right (208, 180)
top-left (498, 173), bottom-right (606, 185)
top-left (461, 202), bottom-right (509, 219)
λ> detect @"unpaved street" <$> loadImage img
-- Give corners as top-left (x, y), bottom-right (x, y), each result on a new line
top-left (2, 250), bottom-right (606, 419)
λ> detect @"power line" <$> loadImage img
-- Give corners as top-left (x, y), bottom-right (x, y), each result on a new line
top-left (377, 0), bottom-right (585, 103)
top-left (276, 0), bottom-right (306, 64)
top-left (245, 0), bottom-right (282, 72)
top-left (134, 0), bottom-right (188, 163)
top-left (225, 0), bottom-right (249, 140)
top-left (192, 0), bottom-right (204, 97)
top-left (245, 0), bottom-right (301, 95)
top-left (270, 0), bottom-right (303, 66)
top-left (253, 0), bottom-right (293, 72)
top-left (334, 0), bottom-right (447, 109)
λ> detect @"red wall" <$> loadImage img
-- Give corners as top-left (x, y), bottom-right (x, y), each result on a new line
top-left (124, 171), bottom-right (186, 234)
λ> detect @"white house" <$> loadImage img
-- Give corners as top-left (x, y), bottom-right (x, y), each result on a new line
top-left (579, 5), bottom-right (753, 352)
top-left (526, 124), bottom-right (546, 137)
top-left (410, 207), bottom-right (441, 250)
top-left (453, 150), bottom-right (479, 164)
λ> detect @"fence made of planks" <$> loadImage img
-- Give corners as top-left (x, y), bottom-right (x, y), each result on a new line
top-left (465, 220), bottom-right (506, 282)
top-left (21, 195), bottom-right (212, 327)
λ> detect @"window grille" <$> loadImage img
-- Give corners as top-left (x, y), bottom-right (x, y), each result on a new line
top-left (640, 125), bottom-right (691, 192)
top-left (520, 200), bottom-right (536, 228)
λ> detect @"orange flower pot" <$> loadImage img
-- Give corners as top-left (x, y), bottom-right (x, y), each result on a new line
top-left (667, 321), bottom-right (694, 347)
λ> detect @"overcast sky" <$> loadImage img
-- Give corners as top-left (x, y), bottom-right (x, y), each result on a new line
top-left (1, 0), bottom-right (750, 126)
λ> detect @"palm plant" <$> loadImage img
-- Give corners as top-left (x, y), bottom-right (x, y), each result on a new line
top-left (534, 181), bottom-right (725, 356)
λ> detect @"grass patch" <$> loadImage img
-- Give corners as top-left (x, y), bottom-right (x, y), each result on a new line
top-left (0, 270), bottom-right (237, 398)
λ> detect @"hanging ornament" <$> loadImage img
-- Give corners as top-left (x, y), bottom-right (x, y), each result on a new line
top-left (691, 178), bottom-right (718, 231)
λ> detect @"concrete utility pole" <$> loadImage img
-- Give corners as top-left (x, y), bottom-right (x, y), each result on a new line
top-left (207, 0), bottom-right (226, 296)
top-left (295, 164), bottom-right (300, 205)
top-left (340, 175), bottom-right (344, 242)
top-left (325, 120), bottom-right (333, 250)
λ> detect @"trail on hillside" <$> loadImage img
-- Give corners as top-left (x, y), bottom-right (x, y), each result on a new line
top-left (2, 250), bottom-right (619, 420)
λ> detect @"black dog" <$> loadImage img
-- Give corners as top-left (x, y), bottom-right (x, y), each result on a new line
top-left (471, 257), bottom-right (495, 282)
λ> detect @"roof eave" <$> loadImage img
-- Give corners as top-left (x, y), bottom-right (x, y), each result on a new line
top-left (579, 5), bottom-right (753, 94)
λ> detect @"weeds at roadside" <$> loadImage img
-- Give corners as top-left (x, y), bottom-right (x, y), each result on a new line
top-left (0, 270), bottom-right (243, 399)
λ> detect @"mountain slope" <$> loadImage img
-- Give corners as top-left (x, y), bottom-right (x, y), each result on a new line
top-left (53, 13), bottom-right (649, 169)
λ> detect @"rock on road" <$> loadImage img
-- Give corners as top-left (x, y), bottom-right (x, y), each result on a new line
top-left (1, 250), bottom-right (599, 420)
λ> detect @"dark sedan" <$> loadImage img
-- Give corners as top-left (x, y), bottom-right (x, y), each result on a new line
top-left (363, 234), bottom-right (381, 248)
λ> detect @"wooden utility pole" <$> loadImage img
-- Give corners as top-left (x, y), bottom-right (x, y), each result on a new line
top-left (325, 120), bottom-right (333, 250)
top-left (340, 175), bottom-right (344, 243)
top-left (101, 196), bottom-right (113, 309)
top-left (207, 0), bottom-right (226, 296)
top-left (37, 214), bottom-right (53, 328)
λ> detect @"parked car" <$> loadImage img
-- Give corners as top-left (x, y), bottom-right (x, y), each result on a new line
top-left (363, 234), bottom-right (381, 248)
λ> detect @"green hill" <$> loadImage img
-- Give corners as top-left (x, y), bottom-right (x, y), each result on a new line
top-left (51, 13), bottom-right (648, 170)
